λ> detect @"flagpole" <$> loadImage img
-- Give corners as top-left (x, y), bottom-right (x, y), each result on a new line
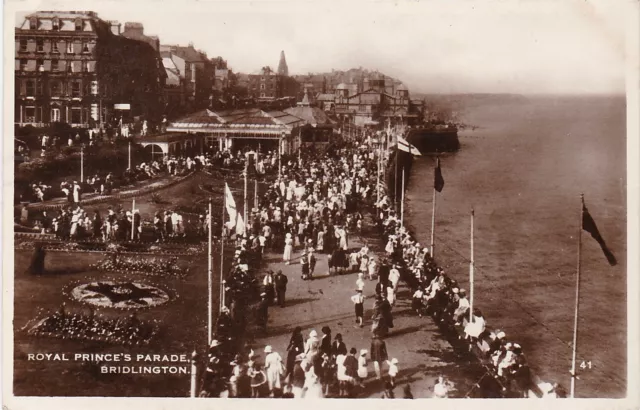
top-left (128, 141), bottom-right (131, 170)
top-left (254, 179), bottom-right (258, 210)
top-left (207, 197), bottom-right (213, 345)
top-left (131, 199), bottom-right (135, 241)
top-left (469, 208), bottom-right (475, 323)
top-left (570, 194), bottom-right (584, 398)
top-left (221, 190), bottom-right (225, 310)
top-left (430, 186), bottom-right (436, 257)
top-left (376, 144), bottom-right (380, 206)
top-left (400, 167), bottom-right (405, 228)
top-left (394, 146), bottom-right (399, 209)
top-left (243, 162), bottom-right (248, 236)
top-left (80, 146), bottom-right (84, 182)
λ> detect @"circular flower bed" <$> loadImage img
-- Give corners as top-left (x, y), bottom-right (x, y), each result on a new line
top-left (70, 280), bottom-right (170, 309)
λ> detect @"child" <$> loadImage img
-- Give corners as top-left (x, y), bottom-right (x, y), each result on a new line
top-left (356, 273), bottom-right (365, 292)
top-left (412, 288), bottom-right (424, 317)
top-left (387, 358), bottom-right (399, 387)
top-left (351, 289), bottom-right (365, 327)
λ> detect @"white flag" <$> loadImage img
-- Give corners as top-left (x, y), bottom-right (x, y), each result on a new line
top-left (224, 183), bottom-right (238, 228)
top-left (396, 135), bottom-right (422, 156)
top-left (235, 214), bottom-right (245, 236)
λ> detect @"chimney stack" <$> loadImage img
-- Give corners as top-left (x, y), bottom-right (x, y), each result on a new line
top-left (108, 20), bottom-right (121, 35)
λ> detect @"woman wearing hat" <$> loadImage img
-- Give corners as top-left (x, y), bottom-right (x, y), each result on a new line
top-left (285, 327), bottom-right (304, 381)
top-left (263, 345), bottom-right (284, 395)
top-left (283, 233), bottom-right (293, 264)
top-left (304, 329), bottom-right (320, 364)
top-left (357, 350), bottom-right (368, 387)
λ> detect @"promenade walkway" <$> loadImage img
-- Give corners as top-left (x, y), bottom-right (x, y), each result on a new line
top-left (251, 216), bottom-right (481, 398)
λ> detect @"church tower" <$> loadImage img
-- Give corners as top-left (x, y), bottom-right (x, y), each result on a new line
top-left (277, 50), bottom-right (289, 76)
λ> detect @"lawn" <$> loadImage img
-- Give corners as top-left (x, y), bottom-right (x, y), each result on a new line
top-left (11, 170), bottom-right (259, 397)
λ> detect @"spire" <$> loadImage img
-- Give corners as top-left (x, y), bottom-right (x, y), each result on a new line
top-left (298, 88), bottom-right (310, 106)
top-left (277, 50), bottom-right (289, 76)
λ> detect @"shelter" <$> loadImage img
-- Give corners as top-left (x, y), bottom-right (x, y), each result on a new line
top-left (166, 108), bottom-right (305, 154)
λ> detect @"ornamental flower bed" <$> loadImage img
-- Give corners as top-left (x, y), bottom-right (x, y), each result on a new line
top-left (26, 307), bottom-right (159, 346)
top-left (93, 252), bottom-right (190, 278)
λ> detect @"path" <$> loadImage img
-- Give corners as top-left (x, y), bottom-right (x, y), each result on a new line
top-left (251, 221), bottom-right (481, 398)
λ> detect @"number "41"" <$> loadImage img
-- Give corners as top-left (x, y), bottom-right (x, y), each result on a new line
top-left (580, 361), bottom-right (592, 369)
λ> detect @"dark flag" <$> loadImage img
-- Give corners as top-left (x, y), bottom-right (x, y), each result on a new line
top-left (582, 204), bottom-right (617, 266)
top-left (434, 158), bottom-right (444, 192)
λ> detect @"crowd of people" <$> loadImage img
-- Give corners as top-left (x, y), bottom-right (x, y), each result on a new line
top-left (198, 128), bottom-right (559, 398)
top-left (199, 135), bottom-right (456, 398)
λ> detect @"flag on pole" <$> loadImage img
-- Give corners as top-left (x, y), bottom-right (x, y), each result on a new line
top-left (396, 135), bottom-right (422, 156)
top-left (434, 157), bottom-right (444, 192)
top-left (582, 203), bottom-right (617, 266)
top-left (235, 214), bottom-right (245, 236)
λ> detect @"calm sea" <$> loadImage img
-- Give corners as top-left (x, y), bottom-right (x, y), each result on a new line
top-left (404, 95), bottom-right (626, 397)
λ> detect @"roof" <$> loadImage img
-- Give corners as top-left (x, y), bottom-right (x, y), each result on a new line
top-left (316, 93), bottom-right (335, 102)
top-left (138, 133), bottom-right (195, 144)
top-left (167, 109), bottom-right (304, 133)
top-left (163, 45), bottom-right (208, 62)
top-left (284, 106), bottom-right (335, 127)
top-left (336, 83), bottom-right (348, 90)
top-left (25, 11), bottom-right (97, 19)
top-left (165, 68), bottom-right (181, 86)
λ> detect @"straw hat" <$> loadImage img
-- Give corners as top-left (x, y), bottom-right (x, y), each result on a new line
top-left (360, 349), bottom-right (368, 356)
top-left (264, 345), bottom-right (272, 353)
top-left (391, 358), bottom-right (399, 364)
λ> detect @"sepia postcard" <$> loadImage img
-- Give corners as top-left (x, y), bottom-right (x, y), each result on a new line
top-left (3, 0), bottom-right (639, 409)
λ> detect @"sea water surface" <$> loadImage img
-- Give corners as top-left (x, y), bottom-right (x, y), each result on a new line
top-left (404, 95), bottom-right (626, 397)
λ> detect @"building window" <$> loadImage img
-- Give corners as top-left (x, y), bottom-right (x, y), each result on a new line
top-left (26, 80), bottom-right (35, 96)
top-left (82, 61), bottom-right (89, 72)
top-left (71, 108), bottom-right (82, 124)
top-left (29, 18), bottom-right (37, 30)
top-left (25, 107), bottom-right (36, 122)
top-left (50, 80), bottom-right (61, 96)
top-left (51, 107), bottom-right (61, 122)
top-left (67, 41), bottom-right (74, 54)
top-left (91, 80), bottom-right (98, 95)
top-left (36, 59), bottom-right (44, 72)
top-left (19, 39), bottom-right (27, 52)
top-left (68, 61), bottom-right (75, 73)
top-left (20, 59), bottom-right (27, 71)
top-left (52, 41), bottom-right (59, 53)
top-left (260, 84), bottom-right (265, 90)
top-left (82, 41), bottom-right (89, 53)
top-left (36, 38), bottom-right (44, 52)
top-left (52, 18), bottom-right (60, 31)
top-left (260, 93), bottom-right (266, 98)
top-left (51, 59), bottom-right (59, 71)
top-left (71, 81), bottom-right (81, 97)
top-left (75, 19), bottom-right (83, 31)
top-left (36, 81), bottom-right (43, 96)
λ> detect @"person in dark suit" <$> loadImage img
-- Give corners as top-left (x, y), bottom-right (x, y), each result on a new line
top-left (331, 333), bottom-right (347, 359)
top-left (274, 270), bottom-right (288, 307)
top-left (320, 326), bottom-right (332, 357)
top-left (370, 334), bottom-right (388, 380)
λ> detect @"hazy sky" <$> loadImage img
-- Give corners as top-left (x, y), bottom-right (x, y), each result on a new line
top-left (11, 0), bottom-right (631, 94)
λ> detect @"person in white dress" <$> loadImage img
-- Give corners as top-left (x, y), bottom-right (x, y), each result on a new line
top-left (355, 273), bottom-right (365, 292)
top-left (283, 233), bottom-right (293, 264)
top-left (464, 308), bottom-right (486, 341)
top-left (263, 345), bottom-right (283, 394)
top-left (72, 181), bottom-right (81, 203)
top-left (357, 350), bottom-right (368, 386)
top-left (303, 365), bottom-right (324, 399)
top-left (433, 376), bottom-right (449, 398)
